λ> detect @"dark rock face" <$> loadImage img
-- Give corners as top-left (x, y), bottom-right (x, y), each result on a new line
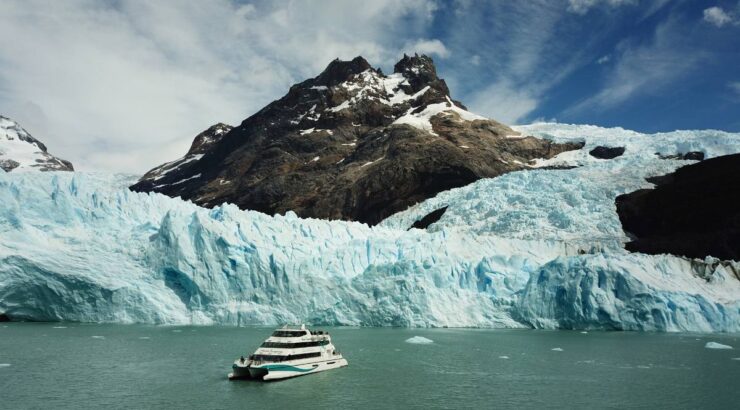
top-left (0, 115), bottom-right (74, 172)
top-left (616, 153), bottom-right (740, 261)
top-left (589, 146), bottom-right (625, 159)
top-left (409, 206), bottom-right (448, 230)
top-left (0, 313), bottom-right (10, 322)
top-left (131, 54), bottom-right (582, 225)
top-left (657, 151), bottom-right (705, 161)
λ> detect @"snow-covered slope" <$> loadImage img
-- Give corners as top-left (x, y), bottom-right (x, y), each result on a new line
top-left (0, 116), bottom-right (74, 172)
top-left (0, 123), bottom-right (739, 331)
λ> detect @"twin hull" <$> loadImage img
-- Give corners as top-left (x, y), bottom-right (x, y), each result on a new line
top-left (230, 358), bottom-right (348, 381)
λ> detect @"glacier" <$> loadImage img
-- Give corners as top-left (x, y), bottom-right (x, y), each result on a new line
top-left (1, 123), bottom-right (739, 331)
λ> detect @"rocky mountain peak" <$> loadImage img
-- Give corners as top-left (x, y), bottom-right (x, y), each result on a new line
top-left (131, 56), bottom-right (583, 225)
top-left (0, 115), bottom-right (73, 172)
top-left (186, 123), bottom-right (233, 156)
top-left (313, 56), bottom-right (373, 87)
top-left (392, 53), bottom-right (448, 96)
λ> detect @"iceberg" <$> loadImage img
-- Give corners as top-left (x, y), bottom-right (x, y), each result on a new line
top-left (705, 342), bottom-right (733, 350)
top-left (1, 124), bottom-right (739, 332)
top-left (405, 336), bottom-right (434, 344)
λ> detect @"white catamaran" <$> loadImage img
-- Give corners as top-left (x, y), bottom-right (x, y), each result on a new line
top-left (229, 324), bottom-right (348, 381)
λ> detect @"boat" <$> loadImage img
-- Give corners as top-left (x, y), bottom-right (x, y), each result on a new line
top-left (228, 324), bottom-right (348, 381)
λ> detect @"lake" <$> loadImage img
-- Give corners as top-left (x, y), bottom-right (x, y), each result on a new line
top-left (1, 323), bottom-right (738, 409)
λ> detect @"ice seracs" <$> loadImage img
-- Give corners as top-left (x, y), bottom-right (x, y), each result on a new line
top-left (1, 123), bottom-right (739, 332)
top-left (229, 324), bottom-right (348, 381)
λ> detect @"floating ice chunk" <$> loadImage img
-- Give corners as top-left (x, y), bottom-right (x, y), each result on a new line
top-left (172, 330), bottom-right (183, 333)
top-left (580, 331), bottom-right (588, 334)
top-left (91, 335), bottom-right (105, 339)
top-left (53, 326), bottom-right (67, 329)
top-left (551, 347), bottom-right (563, 351)
top-left (405, 336), bottom-right (434, 344)
top-left (731, 357), bottom-right (740, 361)
top-left (498, 355), bottom-right (510, 359)
top-left (705, 342), bottom-right (733, 349)
top-left (139, 336), bottom-right (150, 340)
top-left (0, 363), bottom-right (10, 368)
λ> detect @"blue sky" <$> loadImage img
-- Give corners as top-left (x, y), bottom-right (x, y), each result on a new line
top-left (0, 0), bottom-right (738, 172)
top-left (428, 0), bottom-right (740, 133)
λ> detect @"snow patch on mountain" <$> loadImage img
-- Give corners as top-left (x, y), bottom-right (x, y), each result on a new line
top-left (393, 96), bottom-right (486, 135)
top-left (0, 116), bottom-right (73, 172)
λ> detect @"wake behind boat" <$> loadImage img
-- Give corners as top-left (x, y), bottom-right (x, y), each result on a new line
top-left (228, 324), bottom-right (348, 381)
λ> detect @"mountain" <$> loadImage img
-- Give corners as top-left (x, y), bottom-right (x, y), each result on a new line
top-left (617, 153), bottom-right (740, 261)
top-left (0, 115), bottom-right (74, 172)
top-left (130, 55), bottom-right (581, 225)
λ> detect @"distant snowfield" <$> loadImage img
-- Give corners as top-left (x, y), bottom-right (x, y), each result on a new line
top-left (1, 123), bottom-right (739, 331)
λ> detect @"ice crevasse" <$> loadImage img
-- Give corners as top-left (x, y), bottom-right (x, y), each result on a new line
top-left (1, 123), bottom-right (739, 331)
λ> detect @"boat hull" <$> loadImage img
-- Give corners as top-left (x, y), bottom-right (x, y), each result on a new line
top-left (260, 358), bottom-right (348, 381)
top-left (229, 358), bottom-right (348, 381)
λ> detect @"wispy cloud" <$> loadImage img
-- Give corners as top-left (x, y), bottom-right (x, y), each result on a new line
top-left (446, 1), bottom-right (614, 123)
top-left (730, 81), bottom-right (740, 95)
top-left (0, 0), bottom-right (439, 172)
top-left (564, 16), bottom-right (705, 114)
top-left (566, 0), bottom-right (636, 15)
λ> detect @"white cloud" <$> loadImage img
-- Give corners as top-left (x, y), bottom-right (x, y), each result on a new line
top-left (466, 81), bottom-right (538, 124)
top-left (470, 54), bottom-right (481, 66)
top-left (703, 6), bottom-right (734, 27)
top-left (567, 0), bottom-right (636, 15)
top-left (0, 0), bottom-right (439, 173)
top-left (403, 39), bottom-right (450, 58)
top-left (597, 55), bottom-right (611, 64)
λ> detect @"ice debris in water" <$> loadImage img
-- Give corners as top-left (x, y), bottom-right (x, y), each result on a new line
top-left (552, 348), bottom-right (564, 352)
top-left (91, 335), bottom-right (105, 339)
top-left (0, 363), bottom-right (11, 368)
top-left (405, 336), bottom-right (434, 344)
top-left (498, 355), bottom-right (510, 359)
top-left (53, 326), bottom-right (67, 329)
top-left (705, 342), bottom-right (733, 350)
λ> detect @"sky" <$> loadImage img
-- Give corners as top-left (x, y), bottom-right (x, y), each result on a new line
top-left (0, 0), bottom-right (738, 173)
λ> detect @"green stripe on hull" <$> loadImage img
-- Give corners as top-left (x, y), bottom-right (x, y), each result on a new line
top-left (260, 364), bottom-right (315, 373)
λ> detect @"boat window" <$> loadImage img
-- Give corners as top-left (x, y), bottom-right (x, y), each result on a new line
top-left (271, 330), bottom-right (307, 337)
top-left (251, 352), bottom-right (321, 362)
top-left (261, 340), bottom-right (330, 348)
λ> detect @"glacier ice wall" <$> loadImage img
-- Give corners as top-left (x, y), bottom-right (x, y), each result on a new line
top-left (1, 123), bottom-right (739, 331)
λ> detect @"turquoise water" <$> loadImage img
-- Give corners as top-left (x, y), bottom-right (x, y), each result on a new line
top-left (1, 323), bottom-right (739, 409)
